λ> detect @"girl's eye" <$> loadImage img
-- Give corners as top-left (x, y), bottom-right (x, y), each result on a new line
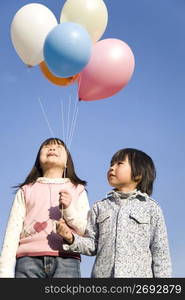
top-left (118, 162), bottom-right (124, 165)
top-left (43, 145), bottom-right (63, 149)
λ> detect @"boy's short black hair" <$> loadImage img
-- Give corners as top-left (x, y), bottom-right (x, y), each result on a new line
top-left (111, 148), bottom-right (156, 195)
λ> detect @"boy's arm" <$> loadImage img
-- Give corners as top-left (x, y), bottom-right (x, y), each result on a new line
top-left (0, 189), bottom-right (25, 278)
top-left (150, 205), bottom-right (172, 277)
top-left (58, 206), bottom-right (98, 256)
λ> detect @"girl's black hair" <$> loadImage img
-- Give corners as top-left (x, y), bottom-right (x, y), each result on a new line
top-left (15, 138), bottom-right (87, 189)
top-left (110, 148), bottom-right (156, 196)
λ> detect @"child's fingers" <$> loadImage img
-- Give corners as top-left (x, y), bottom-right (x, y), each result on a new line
top-left (53, 219), bottom-right (65, 233)
top-left (59, 195), bottom-right (71, 209)
top-left (56, 218), bottom-right (66, 225)
top-left (59, 194), bottom-right (69, 203)
top-left (56, 221), bottom-right (71, 237)
top-left (59, 199), bottom-right (67, 208)
top-left (59, 189), bottom-right (69, 196)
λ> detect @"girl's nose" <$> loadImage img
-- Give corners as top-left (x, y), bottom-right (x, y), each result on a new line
top-left (49, 146), bottom-right (56, 151)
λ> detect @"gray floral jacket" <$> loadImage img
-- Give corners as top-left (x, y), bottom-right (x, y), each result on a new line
top-left (63, 190), bottom-right (172, 278)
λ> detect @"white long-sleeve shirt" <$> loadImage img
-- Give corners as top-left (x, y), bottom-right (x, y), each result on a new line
top-left (0, 177), bottom-right (89, 278)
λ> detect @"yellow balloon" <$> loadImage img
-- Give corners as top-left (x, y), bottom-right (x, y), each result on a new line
top-left (39, 61), bottom-right (79, 86)
top-left (60, 0), bottom-right (108, 43)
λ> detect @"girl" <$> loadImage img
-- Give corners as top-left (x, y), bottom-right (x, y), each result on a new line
top-left (57, 148), bottom-right (172, 278)
top-left (0, 138), bottom-right (89, 278)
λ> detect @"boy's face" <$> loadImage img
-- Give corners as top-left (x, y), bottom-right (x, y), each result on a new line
top-left (107, 156), bottom-right (137, 191)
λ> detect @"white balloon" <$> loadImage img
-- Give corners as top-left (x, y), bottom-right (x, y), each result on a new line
top-left (10, 3), bottom-right (57, 66)
top-left (60, 0), bottom-right (108, 43)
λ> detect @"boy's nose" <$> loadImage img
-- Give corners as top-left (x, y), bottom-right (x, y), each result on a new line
top-left (108, 167), bottom-right (113, 174)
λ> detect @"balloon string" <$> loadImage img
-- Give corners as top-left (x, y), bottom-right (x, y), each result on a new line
top-left (68, 95), bottom-right (80, 150)
top-left (60, 98), bottom-right (65, 142)
top-left (66, 94), bottom-right (71, 147)
top-left (59, 92), bottom-right (80, 151)
top-left (37, 97), bottom-right (55, 138)
top-left (38, 93), bottom-right (80, 151)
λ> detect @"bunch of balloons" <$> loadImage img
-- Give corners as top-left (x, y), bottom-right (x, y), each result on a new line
top-left (10, 0), bottom-right (135, 101)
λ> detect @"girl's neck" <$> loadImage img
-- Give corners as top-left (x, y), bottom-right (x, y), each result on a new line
top-left (43, 167), bottom-right (65, 179)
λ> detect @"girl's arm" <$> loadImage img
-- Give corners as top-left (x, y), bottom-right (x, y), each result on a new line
top-left (62, 190), bottom-right (90, 235)
top-left (150, 205), bottom-right (172, 277)
top-left (0, 189), bottom-right (25, 278)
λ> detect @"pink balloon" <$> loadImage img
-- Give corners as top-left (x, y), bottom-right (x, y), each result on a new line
top-left (78, 38), bottom-right (135, 101)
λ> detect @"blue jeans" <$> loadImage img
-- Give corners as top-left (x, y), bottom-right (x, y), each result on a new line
top-left (15, 256), bottom-right (81, 278)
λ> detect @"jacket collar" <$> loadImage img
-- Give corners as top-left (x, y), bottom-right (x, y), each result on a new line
top-left (107, 189), bottom-right (148, 203)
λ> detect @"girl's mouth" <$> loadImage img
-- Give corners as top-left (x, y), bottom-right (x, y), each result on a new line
top-left (47, 153), bottom-right (58, 157)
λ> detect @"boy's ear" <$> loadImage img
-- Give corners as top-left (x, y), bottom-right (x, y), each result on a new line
top-left (134, 175), bottom-right (142, 182)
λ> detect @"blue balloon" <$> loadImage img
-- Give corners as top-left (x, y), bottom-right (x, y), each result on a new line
top-left (43, 22), bottom-right (92, 78)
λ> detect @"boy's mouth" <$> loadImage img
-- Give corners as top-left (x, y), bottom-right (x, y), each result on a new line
top-left (109, 174), bottom-right (115, 178)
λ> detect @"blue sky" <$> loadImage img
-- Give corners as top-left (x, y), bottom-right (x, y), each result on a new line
top-left (0, 0), bottom-right (185, 277)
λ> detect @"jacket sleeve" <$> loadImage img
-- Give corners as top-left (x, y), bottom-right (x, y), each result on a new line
top-left (150, 205), bottom-right (172, 277)
top-left (63, 190), bottom-right (90, 235)
top-left (0, 189), bottom-right (25, 278)
top-left (63, 205), bottom-right (98, 256)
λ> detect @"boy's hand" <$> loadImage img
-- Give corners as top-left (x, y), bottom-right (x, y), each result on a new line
top-left (59, 189), bottom-right (72, 209)
top-left (56, 218), bottom-right (74, 244)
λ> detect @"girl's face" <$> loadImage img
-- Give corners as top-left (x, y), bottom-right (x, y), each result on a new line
top-left (39, 142), bottom-right (68, 171)
top-left (107, 156), bottom-right (137, 191)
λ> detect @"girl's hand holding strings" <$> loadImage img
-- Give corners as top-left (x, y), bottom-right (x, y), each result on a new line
top-left (56, 218), bottom-right (74, 244)
top-left (59, 189), bottom-right (72, 209)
